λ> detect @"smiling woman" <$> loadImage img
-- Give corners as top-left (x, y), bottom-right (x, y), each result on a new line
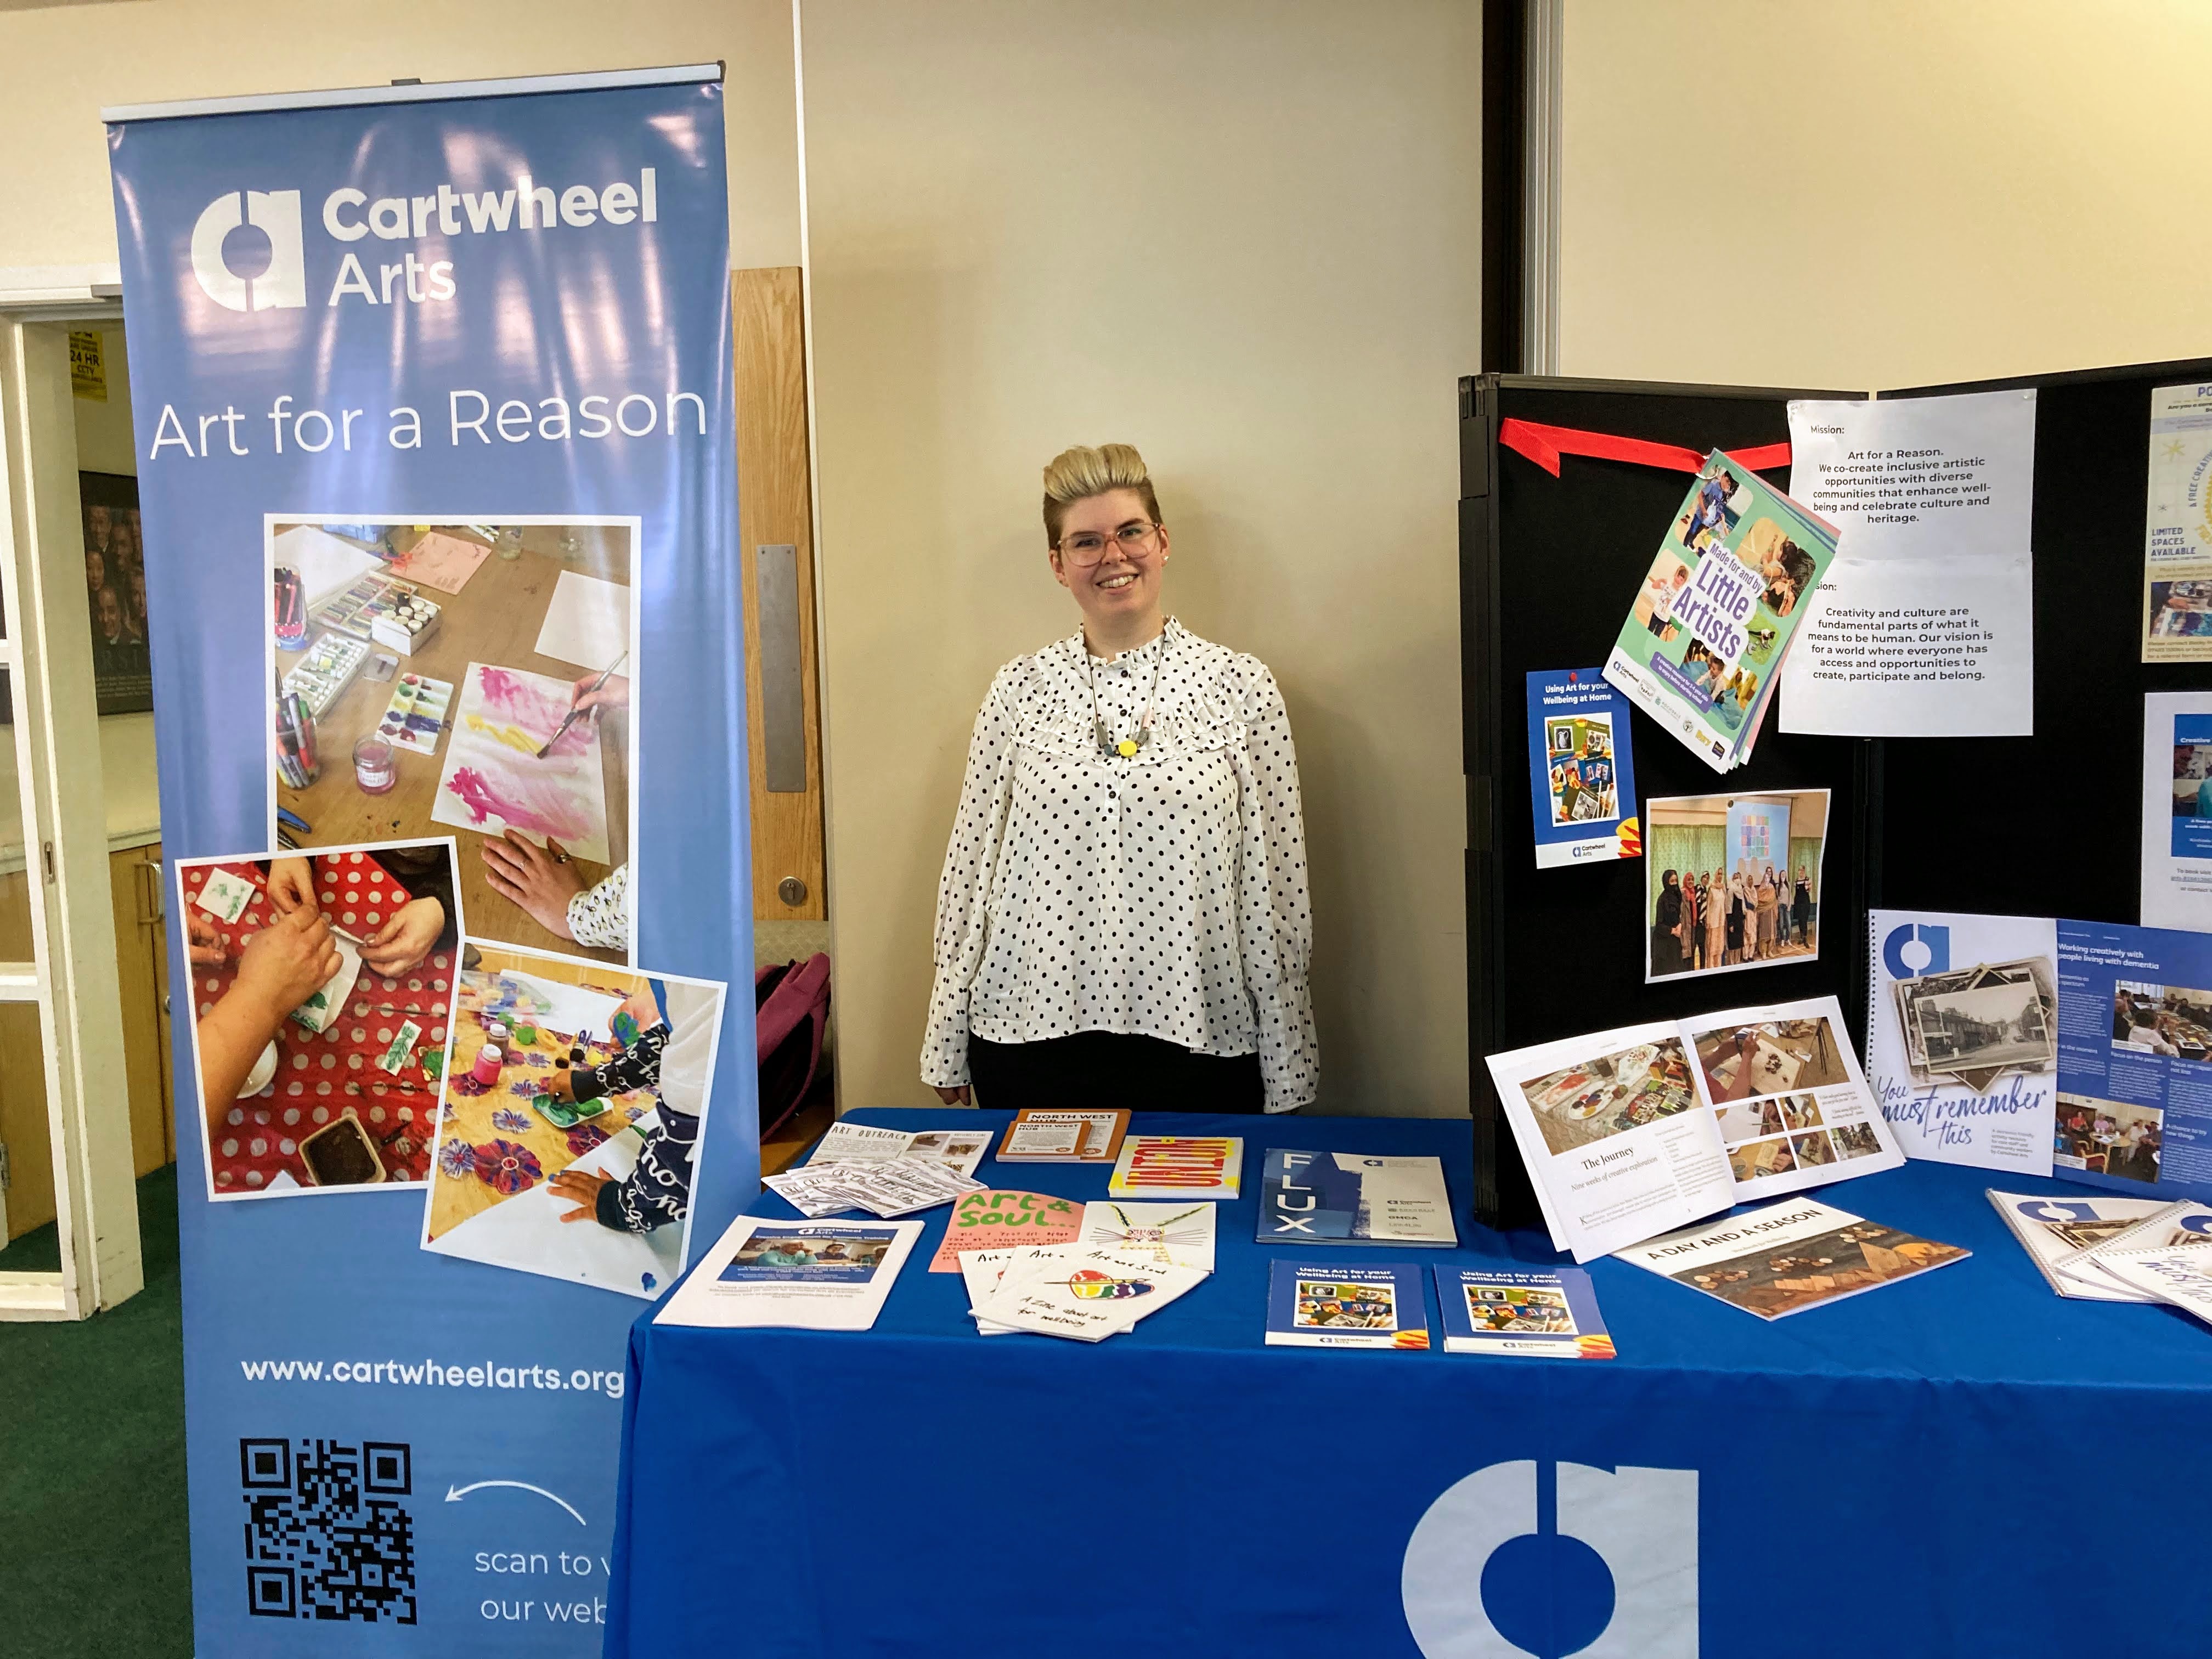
top-left (919, 444), bottom-right (1318, 1115)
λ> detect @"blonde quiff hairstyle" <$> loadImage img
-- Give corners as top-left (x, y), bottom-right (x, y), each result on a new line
top-left (1042, 443), bottom-right (1163, 546)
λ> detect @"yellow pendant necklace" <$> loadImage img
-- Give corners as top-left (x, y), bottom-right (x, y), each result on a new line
top-left (1086, 627), bottom-right (1164, 760)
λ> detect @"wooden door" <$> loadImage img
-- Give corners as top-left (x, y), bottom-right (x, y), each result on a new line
top-left (734, 268), bottom-right (826, 923)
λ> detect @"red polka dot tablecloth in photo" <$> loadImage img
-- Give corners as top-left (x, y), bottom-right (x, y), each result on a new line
top-left (183, 852), bottom-right (454, 1195)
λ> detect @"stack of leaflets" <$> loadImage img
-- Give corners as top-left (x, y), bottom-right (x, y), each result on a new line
top-left (1108, 1136), bottom-right (1243, 1199)
top-left (654, 1216), bottom-right (922, 1331)
top-left (1263, 1262), bottom-right (1429, 1350)
top-left (1077, 1200), bottom-right (1217, 1269)
top-left (1485, 995), bottom-right (1904, 1260)
top-left (1434, 1267), bottom-right (1615, 1359)
top-left (1615, 1198), bottom-right (1968, 1319)
top-left (1255, 1150), bottom-right (1458, 1246)
top-left (1992, 1192), bottom-right (2212, 1305)
top-left (1986, 1190), bottom-right (2179, 1302)
top-left (958, 1243), bottom-right (1207, 1341)
top-left (805, 1121), bottom-right (991, 1175)
top-left (764, 1158), bottom-right (983, 1218)
top-left (926, 1190), bottom-right (1082, 1271)
top-left (1602, 449), bottom-right (1838, 773)
top-left (996, 1108), bottom-right (1130, 1163)
top-left (2082, 1243), bottom-right (2212, 1327)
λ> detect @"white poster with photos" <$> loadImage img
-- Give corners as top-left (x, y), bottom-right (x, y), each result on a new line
top-left (1867, 910), bottom-right (2058, 1176)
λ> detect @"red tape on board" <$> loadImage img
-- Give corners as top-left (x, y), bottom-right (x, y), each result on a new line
top-left (1498, 417), bottom-right (1791, 479)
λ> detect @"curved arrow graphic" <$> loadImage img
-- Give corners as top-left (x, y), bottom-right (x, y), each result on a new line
top-left (444, 1480), bottom-right (587, 1526)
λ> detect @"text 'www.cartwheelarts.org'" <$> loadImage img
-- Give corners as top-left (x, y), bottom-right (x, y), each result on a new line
top-left (239, 1357), bottom-right (624, 1397)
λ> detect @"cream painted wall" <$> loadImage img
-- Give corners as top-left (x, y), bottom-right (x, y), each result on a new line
top-left (802, 0), bottom-right (1482, 1116)
top-left (1562, 0), bottom-right (2212, 389)
top-left (0, 0), bottom-right (800, 274)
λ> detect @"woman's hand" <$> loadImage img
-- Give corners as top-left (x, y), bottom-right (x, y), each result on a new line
top-left (235, 906), bottom-right (341, 1024)
top-left (481, 833), bottom-right (586, 939)
top-left (550, 1166), bottom-right (612, 1223)
top-left (187, 913), bottom-right (228, 967)
top-left (265, 856), bottom-right (318, 917)
top-left (932, 1085), bottom-right (970, 1104)
top-left (362, 897), bottom-right (443, 976)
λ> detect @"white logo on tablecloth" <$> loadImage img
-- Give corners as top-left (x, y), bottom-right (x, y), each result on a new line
top-left (1401, 1459), bottom-right (1697, 1657)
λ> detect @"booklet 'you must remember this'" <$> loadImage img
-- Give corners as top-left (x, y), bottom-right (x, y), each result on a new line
top-left (1604, 450), bottom-right (1838, 774)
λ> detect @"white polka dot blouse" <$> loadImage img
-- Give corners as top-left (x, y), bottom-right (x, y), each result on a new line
top-left (921, 618), bottom-right (1318, 1112)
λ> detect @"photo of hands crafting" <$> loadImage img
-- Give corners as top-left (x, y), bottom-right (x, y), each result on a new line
top-left (178, 840), bottom-right (462, 1200)
top-left (421, 943), bottom-right (727, 1300)
top-left (268, 518), bottom-right (637, 963)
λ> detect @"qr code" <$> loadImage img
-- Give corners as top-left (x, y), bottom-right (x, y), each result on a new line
top-left (241, 1437), bottom-right (417, 1623)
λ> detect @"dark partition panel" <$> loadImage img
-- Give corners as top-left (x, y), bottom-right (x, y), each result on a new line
top-left (1460, 375), bottom-right (1871, 1228)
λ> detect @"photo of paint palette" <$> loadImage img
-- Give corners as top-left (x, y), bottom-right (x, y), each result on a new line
top-left (311, 572), bottom-right (421, 641)
top-left (373, 672), bottom-right (454, 756)
top-left (280, 631), bottom-right (371, 720)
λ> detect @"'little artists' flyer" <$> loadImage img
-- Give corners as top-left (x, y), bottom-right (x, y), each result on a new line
top-left (1603, 451), bottom-right (1838, 773)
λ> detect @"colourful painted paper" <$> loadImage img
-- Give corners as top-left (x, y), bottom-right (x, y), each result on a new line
top-left (431, 662), bottom-right (612, 862)
top-left (927, 1189), bottom-right (1082, 1272)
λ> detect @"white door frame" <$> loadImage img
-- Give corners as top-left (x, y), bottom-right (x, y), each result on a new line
top-left (0, 292), bottom-right (142, 1320)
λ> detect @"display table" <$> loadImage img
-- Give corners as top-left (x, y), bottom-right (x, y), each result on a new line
top-left (605, 1109), bottom-right (2212, 1659)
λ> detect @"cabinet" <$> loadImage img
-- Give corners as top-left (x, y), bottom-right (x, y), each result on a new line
top-left (0, 839), bottom-right (168, 1243)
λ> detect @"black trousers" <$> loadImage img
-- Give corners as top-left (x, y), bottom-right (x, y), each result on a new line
top-left (967, 1031), bottom-right (1270, 1114)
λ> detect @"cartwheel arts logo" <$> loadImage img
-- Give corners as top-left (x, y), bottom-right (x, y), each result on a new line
top-left (1881, 921), bottom-right (1949, 983)
top-left (190, 190), bottom-right (307, 312)
top-left (1402, 1459), bottom-right (1697, 1657)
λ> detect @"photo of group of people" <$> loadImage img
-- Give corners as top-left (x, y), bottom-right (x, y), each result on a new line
top-left (2113, 983), bottom-right (2212, 1062)
top-left (177, 838), bottom-right (729, 1299)
top-left (1544, 713), bottom-right (1618, 825)
top-left (80, 472), bottom-right (152, 714)
top-left (268, 516), bottom-right (639, 964)
top-left (2054, 1094), bottom-right (2164, 1186)
top-left (1519, 1036), bottom-right (1700, 1156)
top-left (1646, 790), bottom-right (1826, 982)
top-left (1466, 1283), bottom-right (1575, 1335)
top-left (1293, 1278), bottom-right (1400, 1331)
top-left (1892, 954), bottom-right (2058, 1092)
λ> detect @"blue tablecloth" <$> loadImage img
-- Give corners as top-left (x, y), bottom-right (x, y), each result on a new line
top-left (606, 1110), bottom-right (2212, 1658)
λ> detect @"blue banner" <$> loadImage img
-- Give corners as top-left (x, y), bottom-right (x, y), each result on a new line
top-left (108, 69), bottom-right (754, 1652)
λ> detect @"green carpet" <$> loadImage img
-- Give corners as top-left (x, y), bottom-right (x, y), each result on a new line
top-left (0, 1165), bottom-right (191, 1656)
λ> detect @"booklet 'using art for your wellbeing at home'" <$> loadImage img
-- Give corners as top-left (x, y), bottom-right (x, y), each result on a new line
top-left (1603, 450), bottom-right (1838, 774)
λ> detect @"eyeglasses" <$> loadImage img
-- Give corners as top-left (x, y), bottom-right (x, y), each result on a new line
top-left (1056, 521), bottom-right (1161, 567)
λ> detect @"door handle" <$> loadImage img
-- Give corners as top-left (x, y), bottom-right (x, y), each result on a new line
top-left (139, 857), bottom-right (165, 926)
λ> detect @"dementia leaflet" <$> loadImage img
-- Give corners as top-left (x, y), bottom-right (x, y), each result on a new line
top-left (2056, 919), bottom-right (2212, 1203)
top-left (1602, 450), bottom-right (1838, 773)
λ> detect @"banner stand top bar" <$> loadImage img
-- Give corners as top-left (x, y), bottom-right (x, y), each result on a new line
top-left (100, 60), bottom-right (725, 125)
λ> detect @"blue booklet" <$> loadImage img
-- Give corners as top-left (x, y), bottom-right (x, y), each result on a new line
top-left (1255, 1150), bottom-right (1457, 1246)
top-left (1434, 1266), bottom-right (1615, 1358)
top-left (2057, 919), bottom-right (2212, 1201)
top-left (1264, 1260), bottom-right (1430, 1350)
top-left (1525, 668), bottom-right (1639, 868)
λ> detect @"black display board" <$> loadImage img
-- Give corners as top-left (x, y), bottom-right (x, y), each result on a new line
top-left (1459, 365), bottom-right (2212, 1228)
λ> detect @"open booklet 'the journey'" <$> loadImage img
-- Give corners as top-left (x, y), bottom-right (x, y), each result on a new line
top-left (1485, 995), bottom-right (1904, 1261)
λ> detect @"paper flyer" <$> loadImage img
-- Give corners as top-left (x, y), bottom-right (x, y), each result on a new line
top-left (1263, 1261), bottom-right (1430, 1350)
top-left (2055, 919), bottom-right (2212, 1200)
top-left (928, 1190), bottom-right (1082, 1272)
top-left (1615, 1198), bottom-right (1968, 1319)
top-left (1525, 668), bottom-right (1640, 868)
top-left (1254, 1150), bottom-right (1457, 1246)
top-left (1867, 911), bottom-right (2059, 1176)
top-left (2144, 692), bottom-right (2212, 932)
top-left (1078, 1200), bottom-right (1217, 1270)
top-left (656, 1217), bottom-right (921, 1331)
top-left (2142, 381), bottom-right (2212, 661)
top-left (1602, 450), bottom-right (1838, 772)
top-left (1781, 390), bottom-right (2036, 736)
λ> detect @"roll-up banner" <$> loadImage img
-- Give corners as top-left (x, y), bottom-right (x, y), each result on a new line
top-left (106, 67), bottom-right (755, 1650)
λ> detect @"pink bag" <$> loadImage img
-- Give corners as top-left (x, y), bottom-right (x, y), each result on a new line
top-left (755, 953), bottom-right (830, 1139)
